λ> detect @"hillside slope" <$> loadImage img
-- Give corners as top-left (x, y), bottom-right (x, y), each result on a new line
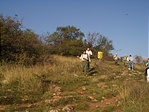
top-left (0, 55), bottom-right (148, 112)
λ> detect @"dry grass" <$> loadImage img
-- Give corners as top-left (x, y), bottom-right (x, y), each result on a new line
top-left (0, 55), bottom-right (148, 112)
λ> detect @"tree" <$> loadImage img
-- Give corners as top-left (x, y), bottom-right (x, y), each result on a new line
top-left (135, 55), bottom-right (144, 64)
top-left (45, 26), bottom-right (85, 56)
top-left (0, 15), bottom-right (22, 62)
top-left (98, 36), bottom-right (113, 51)
top-left (0, 15), bottom-right (43, 65)
top-left (96, 35), bottom-right (114, 59)
top-left (56, 26), bottom-right (84, 40)
top-left (86, 32), bottom-right (114, 59)
top-left (86, 32), bottom-right (100, 47)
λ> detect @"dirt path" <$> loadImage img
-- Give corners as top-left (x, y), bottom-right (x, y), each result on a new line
top-left (88, 96), bottom-right (119, 111)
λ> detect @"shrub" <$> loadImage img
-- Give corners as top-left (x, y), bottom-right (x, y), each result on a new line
top-left (121, 83), bottom-right (149, 112)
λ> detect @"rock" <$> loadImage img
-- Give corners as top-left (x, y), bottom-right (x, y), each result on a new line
top-left (88, 96), bottom-right (94, 100)
top-left (62, 105), bottom-right (74, 112)
top-left (82, 86), bottom-right (87, 91)
top-left (45, 99), bottom-right (52, 103)
top-left (106, 102), bottom-right (111, 105)
top-left (49, 110), bottom-right (59, 112)
top-left (54, 86), bottom-right (61, 93)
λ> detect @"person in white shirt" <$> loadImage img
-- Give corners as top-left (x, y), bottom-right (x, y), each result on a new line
top-left (113, 54), bottom-right (118, 65)
top-left (128, 55), bottom-right (134, 70)
top-left (86, 48), bottom-right (93, 69)
top-left (145, 58), bottom-right (149, 82)
top-left (147, 69), bottom-right (149, 82)
top-left (77, 50), bottom-right (89, 75)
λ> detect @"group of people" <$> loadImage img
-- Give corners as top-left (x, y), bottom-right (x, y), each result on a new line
top-left (113, 54), bottom-right (134, 70)
top-left (77, 48), bottom-right (149, 83)
top-left (123, 55), bottom-right (134, 70)
top-left (114, 54), bottom-right (149, 83)
top-left (123, 55), bottom-right (149, 82)
top-left (77, 48), bottom-right (93, 75)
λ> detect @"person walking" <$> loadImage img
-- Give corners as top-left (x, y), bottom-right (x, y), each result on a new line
top-left (145, 58), bottom-right (149, 68)
top-left (123, 55), bottom-right (127, 66)
top-left (113, 54), bottom-right (118, 65)
top-left (145, 58), bottom-right (149, 81)
top-left (77, 50), bottom-right (89, 75)
top-left (86, 48), bottom-right (93, 69)
top-left (126, 56), bottom-right (130, 67)
top-left (128, 55), bottom-right (134, 70)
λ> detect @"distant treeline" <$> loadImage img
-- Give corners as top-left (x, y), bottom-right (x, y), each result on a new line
top-left (0, 15), bottom-right (114, 65)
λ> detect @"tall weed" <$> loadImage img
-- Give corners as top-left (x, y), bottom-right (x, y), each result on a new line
top-left (120, 82), bottom-right (149, 112)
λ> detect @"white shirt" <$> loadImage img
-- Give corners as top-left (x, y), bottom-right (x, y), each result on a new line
top-left (147, 69), bottom-right (149, 77)
top-left (86, 50), bottom-right (92, 57)
top-left (129, 56), bottom-right (133, 61)
top-left (80, 54), bottom-right (89, 61)
top-left (127, 57), bottom-right (130, 61)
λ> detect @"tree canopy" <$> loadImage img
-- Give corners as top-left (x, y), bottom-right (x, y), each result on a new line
top-left (0, 15), bottom-right (43, 65)
top-left (45, 26), bottom-right (85, 56)
top-left (0, 15), bottom-right (115, 65)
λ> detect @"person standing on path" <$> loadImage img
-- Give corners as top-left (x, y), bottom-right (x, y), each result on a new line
top-left (113, 54), bottom-right (118, 65)
top-left (86, 48), bottom-right (93, 69)
top-left (145, 58), bottom-right (149, 81)
top-left (126, 56), bottom-right (130, 66)
top-left (123, 55), bottom-right (127, 66)
top-left (145, 58), bottom-right (149, 68)
top-left (128, 55), bottom-right (134, 70)
top-left (77, 50), bottom-right (89, 75)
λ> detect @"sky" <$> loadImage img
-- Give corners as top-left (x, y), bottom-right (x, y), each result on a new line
top-left (0, 0), bottom-right (149, 58)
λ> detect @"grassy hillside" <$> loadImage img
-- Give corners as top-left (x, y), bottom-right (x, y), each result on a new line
top-left (0, 55), bottom-right (149, 112)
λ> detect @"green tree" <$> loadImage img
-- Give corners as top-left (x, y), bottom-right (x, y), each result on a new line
top-left (96, 35), bottom-right (114, 52)
top-left (86, 32), bottom-right (99, 47)
top-left (0, 15), bottom-right (22, 62)
top-left (135, 55), bottom-right (144, 64)
top-left (46, 26), bottom-right (85, 56)
top-left (86, 32), bottom-right (114, 59)
top-left (0, 15), bottom-right (43, 65)
top-left (95, 34), bottom-right (114, 59)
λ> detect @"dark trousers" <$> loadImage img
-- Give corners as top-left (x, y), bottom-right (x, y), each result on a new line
top-left (87, 61), bottom-right (90, 69)
top-left (145, 67), bottom-right (149, 81)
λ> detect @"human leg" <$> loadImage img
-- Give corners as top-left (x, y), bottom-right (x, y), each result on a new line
top-left (82, 61), bottom-right (85, 72)
top-left (87, 61), bottom-right (90, 69)
top-left (144, 68), bottom-right (147, 81)
top-left (147, 69), bottom-right (149, 82)
top-left (131, 61), bottom-right (134, 70)
top-left (82, 61), bottom-right (88, 75)
top-left (128, 62), bottom-right (131, 70)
